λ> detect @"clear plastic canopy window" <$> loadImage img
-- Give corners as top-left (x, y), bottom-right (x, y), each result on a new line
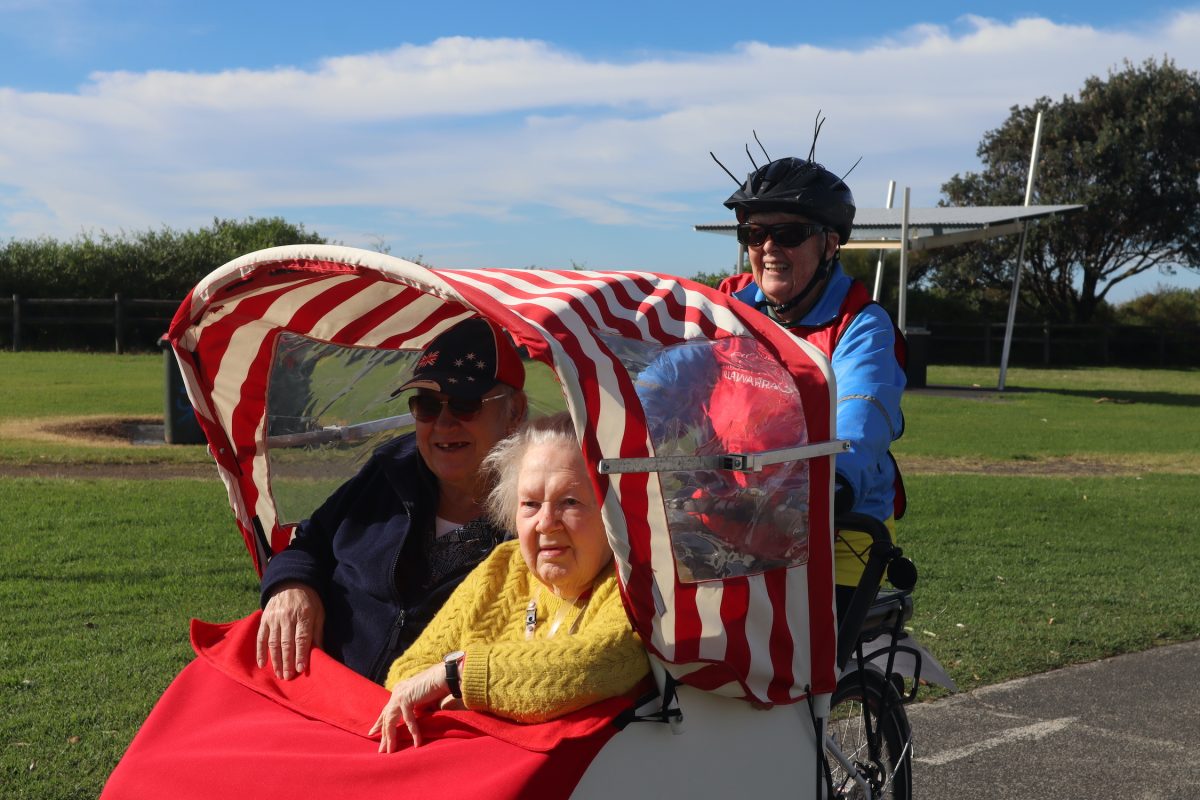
top-left (264, 330), bottom-right (811, 586)
top-left (602, 332), bottom-right (812, 584)
top-left (264, 332), bottom-right (569, 527)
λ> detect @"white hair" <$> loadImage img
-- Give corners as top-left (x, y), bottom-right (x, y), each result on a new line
top-left (482, 412), bottom-right (579, 533)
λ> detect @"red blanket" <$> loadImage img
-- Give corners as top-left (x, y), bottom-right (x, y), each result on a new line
top-left (102, 613), bottom-right (630, 799)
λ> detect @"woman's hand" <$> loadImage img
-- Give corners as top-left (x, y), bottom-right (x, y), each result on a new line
top-left (256, 581), bottom-right (325, 680)
top-left (369, 662), bottom-right (451, 751)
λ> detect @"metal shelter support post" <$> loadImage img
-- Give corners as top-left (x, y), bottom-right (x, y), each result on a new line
top-left (897, 187), bottom-right (911, 332)
top-left (872, 180), bottom-right (897, 301)
top-left (998, 111), bottom-right (1044, 391)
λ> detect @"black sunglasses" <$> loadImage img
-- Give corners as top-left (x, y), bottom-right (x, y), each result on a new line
top-left (408, 392), bottom-right (508, 423)
top-left (736, 222), bottom-right (827, 248)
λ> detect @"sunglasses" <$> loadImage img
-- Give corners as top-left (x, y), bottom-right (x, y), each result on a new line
top-left (735, 222), bottom-right (827, 248)
top-left (407, 392), bottom-right (508, 423)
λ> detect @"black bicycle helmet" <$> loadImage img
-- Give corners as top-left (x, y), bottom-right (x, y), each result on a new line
top-left (724, 157), bottom-right (856, 243)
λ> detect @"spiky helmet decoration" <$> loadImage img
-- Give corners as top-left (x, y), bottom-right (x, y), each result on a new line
top-left (710, 117), bottom-right (861, 316)
top-left (712, 117), bottom-right (858, 243)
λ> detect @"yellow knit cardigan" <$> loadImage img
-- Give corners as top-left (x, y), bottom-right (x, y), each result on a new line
top-left (385, 540), bottom-right (650, 723)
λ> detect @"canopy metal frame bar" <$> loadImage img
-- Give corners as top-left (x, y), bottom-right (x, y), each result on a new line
top-left (598, 439), bottom-right (849, 475)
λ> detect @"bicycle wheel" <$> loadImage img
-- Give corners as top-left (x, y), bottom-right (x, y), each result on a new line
top-left (826, 668), bottom-right (912, 800)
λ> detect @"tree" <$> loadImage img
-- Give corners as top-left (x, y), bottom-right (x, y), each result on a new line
top-left (1113, 286), bottom-right (1200, 328)
top-left (691, 269), bottom-right (732, 289)
top-left (929, 58), bottom-right (1200, 323)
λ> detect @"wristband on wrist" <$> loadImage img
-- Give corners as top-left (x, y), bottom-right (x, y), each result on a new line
top-left (443, 650), bottom-right (466, 699)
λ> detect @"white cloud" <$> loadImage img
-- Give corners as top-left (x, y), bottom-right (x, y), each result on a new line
top-left (1, 12), bottom-right (1199, 244)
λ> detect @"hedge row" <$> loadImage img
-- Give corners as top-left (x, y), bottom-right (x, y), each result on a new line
top-left (0, 217), bottom-right (326, 301)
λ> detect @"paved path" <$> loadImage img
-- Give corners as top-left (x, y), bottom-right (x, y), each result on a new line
top-left (907, 639), bottom-right (1200, 799)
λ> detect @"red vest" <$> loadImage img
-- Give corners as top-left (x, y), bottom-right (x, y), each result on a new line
top-left (718, 273), bottom-right (907, 519)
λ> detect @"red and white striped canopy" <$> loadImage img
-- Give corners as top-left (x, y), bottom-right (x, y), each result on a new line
top-left (168, 245), bottom-right (838, 703)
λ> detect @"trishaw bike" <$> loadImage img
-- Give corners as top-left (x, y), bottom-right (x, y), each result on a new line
top-left (105, 245), bottom-right (952, 800)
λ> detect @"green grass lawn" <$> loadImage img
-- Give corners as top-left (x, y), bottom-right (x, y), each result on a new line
top-left (0, 479), bottom-right (253, 799)
top-left (901, 365), bottom-right (1200, 463)
top-left (904, 472), bottom-right (1198, 688)
top-left (0, 352), bottom-right (165, 420)
top-left (1, 353), bottom-right (1198, 798)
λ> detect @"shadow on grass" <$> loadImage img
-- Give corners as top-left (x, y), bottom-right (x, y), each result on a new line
top-left (913, 383), bottom-right (1200, 408)
top-left (913, 385), bottom-right (1011, 401)
top-left (1002, 386), bottom-right (1200, 408)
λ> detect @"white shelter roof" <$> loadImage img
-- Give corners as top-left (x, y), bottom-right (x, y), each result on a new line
top-left (695, 204), bottom-right (1085, 251)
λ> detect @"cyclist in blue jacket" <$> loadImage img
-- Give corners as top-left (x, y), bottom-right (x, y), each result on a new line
top-left (718, 154), bottom-right (907, 613)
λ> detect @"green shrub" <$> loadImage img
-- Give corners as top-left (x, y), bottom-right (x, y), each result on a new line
top-left (0, 217), bottom-right (326, 301)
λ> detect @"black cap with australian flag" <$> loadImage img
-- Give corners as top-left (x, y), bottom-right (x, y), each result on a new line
top-left (394, 317), bottom-right (525, 400)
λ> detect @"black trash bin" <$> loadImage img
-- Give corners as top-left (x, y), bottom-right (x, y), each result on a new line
top-left (158, 335), bottom-right (207, 445)
top-left (904, 327), bottom-right (929, 389)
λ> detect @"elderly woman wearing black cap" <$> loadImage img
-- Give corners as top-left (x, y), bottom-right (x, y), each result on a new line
top-left (256, 317), bottom-right (529, 683)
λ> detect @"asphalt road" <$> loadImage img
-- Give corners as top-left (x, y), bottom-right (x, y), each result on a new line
top-left (906, 639), bottom-right (1200, 799)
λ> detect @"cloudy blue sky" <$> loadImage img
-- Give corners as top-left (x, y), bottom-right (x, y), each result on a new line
top-left (2, 0), bottom-right (1199, 301)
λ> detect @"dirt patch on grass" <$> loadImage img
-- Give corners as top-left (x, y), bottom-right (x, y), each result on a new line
top-left (0, 416), bottom-right (215, 480)
top-left (0, 415), bottom-right (165, 448)
top-left (3, 416), bottom-right (1197, 480)
top-left (9, 454), bottom-right (1191, 482)
top-left (0, 461), bottom-right (217, 480)
top-left (902, 454), bottom-right (1200, 476)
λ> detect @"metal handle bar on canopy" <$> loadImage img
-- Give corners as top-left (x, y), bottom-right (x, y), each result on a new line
top-left (264, 413), bottom-right (415, 449)
top-left (598, 439), bottom-right (848, 475)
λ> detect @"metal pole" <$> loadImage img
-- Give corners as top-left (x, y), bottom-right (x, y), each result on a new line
top-left (11, 294), bottom-right (20, 352)
top-left (114, 292), bottom-right (125, 355)
top-left (998, 110), bottom-right (1044, 391)
top-left (1022, 114), bottom-right (1043, 208)
top-left (897, 187), bottom-right (911, 331)
top-left (872, 180), bottom-right (896, 301)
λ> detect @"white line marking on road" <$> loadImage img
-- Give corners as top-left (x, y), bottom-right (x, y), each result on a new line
top-left (916, 717), bottom-right (1076, 766)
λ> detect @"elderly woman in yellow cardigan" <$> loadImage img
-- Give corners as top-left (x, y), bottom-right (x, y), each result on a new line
top-left (370, 413), bottom-right (650, 752)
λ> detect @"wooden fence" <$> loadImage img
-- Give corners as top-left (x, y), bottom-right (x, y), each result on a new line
top-left (1, 295), bottom-right (179, 354)
top-left (920, 320), bottom-right (1200, 368)
top-left (1, 296), bottom-right (1197, 366)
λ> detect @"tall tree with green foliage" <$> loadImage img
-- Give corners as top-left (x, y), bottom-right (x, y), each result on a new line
top-left (929, 58), bottom-right (1200, 323)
